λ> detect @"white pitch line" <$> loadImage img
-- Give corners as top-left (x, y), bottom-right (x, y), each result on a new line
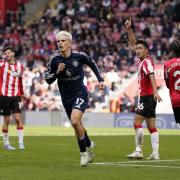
top-left (92, 163), bottom-right (180, 169)
top-left (92, 159), bottom-right (180, 165)
top-left (92, 159), bottom-right (180, 169)
top-left (103, 159), bottom-right (180, 164)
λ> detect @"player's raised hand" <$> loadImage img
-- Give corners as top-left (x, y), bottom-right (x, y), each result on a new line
top-left (57, 63), bottom-right (65, 74)
top-left (124, 16), bottom-right (132, 29)
top-left (99, 81), bottom-right (105, 90)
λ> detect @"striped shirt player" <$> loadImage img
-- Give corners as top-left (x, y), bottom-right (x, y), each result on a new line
top-left (0, 60), bottom-right (24, 97)
top-left (0, 46), bottom-right (25, 150)
top-left (136, 56), bottom-right (157, 118)
top-left (125, 17), bottom-right (162, 161)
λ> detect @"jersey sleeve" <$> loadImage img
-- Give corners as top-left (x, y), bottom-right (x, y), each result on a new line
top-left (142, 59), bottom-right (154, 75)
top-left (80, 52), bottom-right (104, 82)
top-left (45, 56), bottom-right (57, 85)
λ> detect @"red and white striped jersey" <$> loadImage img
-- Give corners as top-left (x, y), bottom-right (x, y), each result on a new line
top-left (0, 60), bottom-right (24, 96)
top-left (137, 56), bottom-right (155, 96)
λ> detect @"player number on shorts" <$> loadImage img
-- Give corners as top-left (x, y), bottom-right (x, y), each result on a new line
top-left (173, 70), bottom-right (180, 90)
top-left (75, 98), bottom-right (84, 108)
top-left (138, 103), bottom-right (144, 110)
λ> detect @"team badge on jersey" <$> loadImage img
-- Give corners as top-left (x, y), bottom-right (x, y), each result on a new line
top-left (72, 60), bottom-right (79, 67)
top-left (66, 69), bottom-right (73, 76)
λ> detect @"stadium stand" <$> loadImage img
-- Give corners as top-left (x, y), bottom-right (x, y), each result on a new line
top-left (0, 0), bottom-right (179, 112)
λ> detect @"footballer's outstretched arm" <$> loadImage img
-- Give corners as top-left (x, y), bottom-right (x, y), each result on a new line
top-left (124, 17), bottom-right (137, 51)
top-left (81, 52), bottom-right (105, 90)
top-left (81, 52), bottom-right (104, 82)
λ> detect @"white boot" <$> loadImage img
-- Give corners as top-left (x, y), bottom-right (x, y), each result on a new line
top-left (87, 141), bottom-right (95, 163)
top-left (19, 143), bottom-right (25, 150)
top-left (80, 152), bottom-right (89, 167)
top-left (4, 144), bottom-right (16, 150)
top-left (127, 150), bottom-right (143, 159)
top-left (147, 153), bottom-right (160, 160)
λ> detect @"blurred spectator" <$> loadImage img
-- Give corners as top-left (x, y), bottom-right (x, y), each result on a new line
top-left (120, 93), bottom-right (132, 112)
top-left (1, 0), bottom-right (179, 112)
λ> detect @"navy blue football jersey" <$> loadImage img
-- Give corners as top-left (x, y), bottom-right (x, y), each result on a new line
top-left (45, 50), bottom-right (104, 102)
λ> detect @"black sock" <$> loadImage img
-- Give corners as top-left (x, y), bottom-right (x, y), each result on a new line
top-left (85, 132), bottom-right (91, 147)
top-left (78, 136), bottom-right (86, 152)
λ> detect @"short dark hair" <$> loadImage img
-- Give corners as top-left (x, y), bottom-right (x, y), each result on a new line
top-left (136, 40), bottom-right (149, 49)
top-left (3, 46), bottom-right (15, 53)
top-left (169, 40), bottom-right (180, 57)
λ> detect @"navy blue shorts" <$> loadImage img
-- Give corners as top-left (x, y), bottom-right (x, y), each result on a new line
top-left (136, 95), bottom-right (157, 118)
top-left (63, 95), bottom-right (88, 119)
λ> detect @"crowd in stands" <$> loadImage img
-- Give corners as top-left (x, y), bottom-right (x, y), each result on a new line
top-left (0, 0), bottom-right (180, 112)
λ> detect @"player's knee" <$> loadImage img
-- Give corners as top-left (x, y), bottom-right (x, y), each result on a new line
top-left (71, 118), bottom-right (80, 128)
top-left (15, 117), bottom-right (22, 125)
top-left (4, 117), bottom-right (10, 124)
top-left (71, 121), bottom-right (79, 128)
top-left (4, 119), bottom-right (10, 123)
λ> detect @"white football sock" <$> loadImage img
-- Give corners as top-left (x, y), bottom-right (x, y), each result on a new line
top-left (151, 132), bottom-right (159, 154)
top-left (17, 128), bottom-right (24, 144)
top-left (135, 128), bottom-right (144, 151)
top-left (3, 132), bottom-right (10, 146)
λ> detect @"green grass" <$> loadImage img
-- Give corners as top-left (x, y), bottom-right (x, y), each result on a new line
top-left (0, 127), bottom-right (180, 180)
top-left (4, 126), bottom-right (180, 136)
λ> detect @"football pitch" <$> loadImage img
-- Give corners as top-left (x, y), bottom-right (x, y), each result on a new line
top-left (0, 127), bottom-right (180, 180)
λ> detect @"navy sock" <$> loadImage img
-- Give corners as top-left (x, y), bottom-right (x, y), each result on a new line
top-left (85, 132), bottom-right (91, 147)
top-left (78, 136), bottom-right (86, 152)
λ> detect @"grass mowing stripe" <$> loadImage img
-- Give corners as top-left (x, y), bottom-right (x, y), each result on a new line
top-left (0, 136), bottom-right (180, 179)
top-left (5, 126), bottom-right (180, 136)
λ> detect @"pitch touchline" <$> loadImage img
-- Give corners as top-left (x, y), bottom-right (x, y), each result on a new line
top-left (92, 163), bottom-right (180, 169)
